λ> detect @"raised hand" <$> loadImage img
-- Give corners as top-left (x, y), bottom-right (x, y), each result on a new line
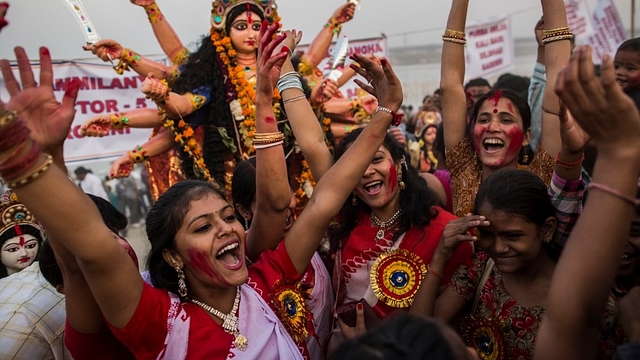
top-left (555, 45), bottom-right (640, 153)
top-left (435, 215), bottom-right (487, 263)
top-left (332, 2), bottom-right (356, 23)
top-left (82, 39), bottom-right (124, 62)
top-left (350, 55), bottom-right (402, 112)
top-left (0, 2), bottom-right (9, 32)
top-left (310, 79), bottom-right (338, 105)
top-left (256, 21), bottom-right (289, 98)
top-left (0, 47), bottom-right (80, 154)
top-left (80, 114), bottom-right (112, 137)
top-left (140, 74), bottom-right (168, 103)
top-left (558, 103), bottom-right (589, 155)
top-left (109, 154), bottom-right (134, 179)
top-left (130, 0), bottom-right (155, 6)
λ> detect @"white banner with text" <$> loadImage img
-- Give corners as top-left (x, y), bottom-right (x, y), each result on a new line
top-left (464, 15), bottom-right (515, 80)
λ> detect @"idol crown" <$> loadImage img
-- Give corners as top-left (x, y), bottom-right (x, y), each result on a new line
top-left (0, 189), bottom-right (43, 238)
top-left (211, 0), bottom-right (278, 31)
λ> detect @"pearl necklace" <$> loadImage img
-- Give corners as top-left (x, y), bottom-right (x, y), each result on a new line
top-left (370, 209), bottom-right (402, 242)
top-left (189, 286), bottom-right (248, 351)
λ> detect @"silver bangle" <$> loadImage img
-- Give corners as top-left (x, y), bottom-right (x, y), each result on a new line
top-left (254, 140), bottom-right (284, 149)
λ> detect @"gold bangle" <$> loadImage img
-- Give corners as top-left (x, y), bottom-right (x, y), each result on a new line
top-left (542, 34), bottom-right (574, 45)
top-left (443, 29), bottom-right (465, 38)
top-left (253, 131), bottom-right (284, 139)
top-left (542, 27), bottom-right (570, 36)
top-left (442, 36), bottom-right (467, 45)
top-left (6, 155), bottom-right (53, 189)
top-left (185, 92), bottom-right (207, 111)
top-left (170, 47), bottom-right (190, 66)
top-left (128, 145), bottom-right (148, 163)
top-left (110, 113), bottom-right (129, 129)
top-left (0, 111), bottom-right (18, 129)
top-left (144, 3), bottom-right (163, 23)
top-left (114, 49), bottom-right (141, 75)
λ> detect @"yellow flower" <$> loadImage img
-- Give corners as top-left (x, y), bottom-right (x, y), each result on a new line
top-left (183, 127), bottom-right (194, 138)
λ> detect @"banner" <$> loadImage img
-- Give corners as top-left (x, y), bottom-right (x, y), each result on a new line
top-left (565, 0), bottom-right (595, 42)
top-left (585, 0), bottom-right (628, 63)
top-left (0, 61), bottom-right (157, 164)
top-left (464, 15), bottom-right (514, 80)
top-left (297, 36), bottom-right (388, 99)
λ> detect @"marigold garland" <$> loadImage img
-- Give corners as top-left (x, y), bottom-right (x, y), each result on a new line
top-left (295, 159), bottom-right (317, 205)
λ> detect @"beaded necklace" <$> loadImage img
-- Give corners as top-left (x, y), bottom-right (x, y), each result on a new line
top-left (370, 209), bottom-right (402, 242)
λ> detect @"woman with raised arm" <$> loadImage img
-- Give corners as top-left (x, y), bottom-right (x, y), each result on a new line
top-left (441, 0), bottom-right (570, 217)
top-left (0, 18), bottom-right (403, 359)
top-left (534, 45), bottom-right (640, 360)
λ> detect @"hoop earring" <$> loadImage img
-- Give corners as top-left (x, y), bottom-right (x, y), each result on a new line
top-left (352, 193), bottom-right (358, 206)
top-left (173, 262), bottom-right (187, 298)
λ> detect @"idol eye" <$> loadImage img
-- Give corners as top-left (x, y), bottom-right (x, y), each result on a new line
top-left (25, 243), bottom-right (37, 249)
top-left (4, 246), bottom-right (18, 253)
top-left (234, 23), bottom-right (248, 31)
top-left (252, 23), bottom-right (262, 31)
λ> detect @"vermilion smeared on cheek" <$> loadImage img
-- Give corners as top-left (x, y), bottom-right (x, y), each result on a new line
top-left (505, 127), bottom-right (524, 159)
top-left (472, 126), bottom-right (487, 154)
top-left (388, 161), bottom-right (397, 193)
top-left (187, 248), bottom-right (229, 285)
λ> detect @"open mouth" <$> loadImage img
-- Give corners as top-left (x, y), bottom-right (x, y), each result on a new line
top-left (363, 180), bottom-right (383, 195)
top-left (621, 251), bottom-right (636, 265)
top-left (216, 242), bottom-right (241, 268)
top-left (483, 138), bottom-right (505, 152)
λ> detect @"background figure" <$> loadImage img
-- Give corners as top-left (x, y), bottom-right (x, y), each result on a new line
top-left (0, 241), bottom-right (70, 360)
top-left (74, 167), bottom-right (109, 201)
top-left (115, 177), bottom-right (142, 227)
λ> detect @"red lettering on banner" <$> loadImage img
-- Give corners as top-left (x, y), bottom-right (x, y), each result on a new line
top-left (469, 28), bottom-right (488, 37)
top-left (54, 76), bottom-right (145, 91)
top-left (482, 58), bottom-right (503, 71)
top-left (136, 98), bottom-right (148, 109)
top-left (476, 40), bottom-right (489, 49)
top-left (347, 43), bottom-right (384, 56)
top-left (491, 36), bottom-right (503, 44)
top-left (479, 47), bottom-right (503, 60)
top-left (490, 23), bottom-right (506, 32)
top-left (76, 99), bottom-right (120, 114)
top-left (67, 126), bottom-right (131, 140)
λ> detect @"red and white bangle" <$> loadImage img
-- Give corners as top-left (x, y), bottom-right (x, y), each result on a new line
top-left (376, 106), bottom-right (403, 126)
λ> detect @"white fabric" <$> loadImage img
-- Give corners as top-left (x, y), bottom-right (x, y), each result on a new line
top-left (305, 253), bottom-right (334, 359)
top-left (77, 172), bottom-right (109, 201)
top-left (157, 284), bottom-right (303, 360)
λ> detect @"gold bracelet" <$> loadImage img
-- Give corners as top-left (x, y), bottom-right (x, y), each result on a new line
top-left (443, 29), bottom-right (465, 38)
top-left (185, 92), bottom-right (207, 112)
top-left (170, 47), bottom-right (190, 66)
top-left (324, 17), bottom-right (342, 35)
top-left (542, 34), bottom-right (574, 45)
top-left (128, 145), bottom-right (148, 163)
top-left (0, 110), bottom-right (18, 129)
top-left (144, 3), bottom-right (163, 23)
top-left (253, 131), bottom-right (284, 140)
top-left (283, 94), bottom-right (307, 104)
top-left (542, 27), bottom-right (570, 37)
top-left (110, 113), bottom-right (129, 129)
top-left (114, 49), bottom-right (141, 75)
top-left (442, 36), bottom-right (467, 45)
top-left (6, 155), bottom-right (53, 189)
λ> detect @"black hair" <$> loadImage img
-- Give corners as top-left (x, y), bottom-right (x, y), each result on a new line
top-left (231, 157), bottom-right (257, 229)
top-left (617, 37), bottom-right (640, 55)
top-left (330, 128), bottom-right (441, 249)
top-left (0, 224), bottom-right (44, 278)
top-left (87, 194), bottom-right (128, 232)
top-left (474, 169), bottom-right (558, 258)
top-left (432, 124), bottom-right (446, 161)
top-left (329, 314), bottom-right (471, 360)
top-left (464, 77), bottom-right (491, 90)
top-left (225, 3), bottom-right (265, 35)
top-left (492, 73), bottom-right (530, 98)
top-left (38, 241), bottom-right (63, 289)
top-left (146, 180), bottom-right (227, 295)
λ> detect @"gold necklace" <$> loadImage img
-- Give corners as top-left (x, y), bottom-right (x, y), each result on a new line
top-left (189, 286), bottom-right (248, 351)
top-left (370, 210), bottom-right (402, 242)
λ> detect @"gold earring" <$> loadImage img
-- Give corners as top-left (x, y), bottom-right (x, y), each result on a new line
top-left (397, 160), bottom-right (406, 191)
top-left (173, 261), bottom-right (187, 298)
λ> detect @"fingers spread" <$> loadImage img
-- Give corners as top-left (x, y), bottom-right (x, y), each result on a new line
top-left (39, 47), bottom-right (53, 88)
top-left (0, 58), bottom-right (20, 96)
top-left (15, 47), bottom-right (37, 89)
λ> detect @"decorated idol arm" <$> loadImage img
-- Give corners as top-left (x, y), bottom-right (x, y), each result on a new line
top-left (285, 54), bottom-right (403, 275)
top-left (83, 40), bottom-right (172, 79)
top-left (440, 0), bottom-right (469, 151)
top-left (130, 0), bottom-right (189, 66)
top-left (80, 108), bottom-right (162, 137)
top-left (140, 74), bottom-right (205, 119)
top-left (0, 46), bottom-right (143, 329)
top-left (534, 46), bottom-right (640, 360)
top-left (108, 127), bottom-right (173, 179)
top-left (246, 25), bottom-right (296, 259)
top-left (539, 0), bottom-right (571, 159)
top-left (302, 2), bottom-right (355, 68)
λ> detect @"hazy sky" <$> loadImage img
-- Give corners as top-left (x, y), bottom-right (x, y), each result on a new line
top-left (0, 0), bottom-right (634, 60)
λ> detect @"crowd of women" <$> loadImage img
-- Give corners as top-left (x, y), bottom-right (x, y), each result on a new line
top-left (1, 0), bottom-right (640, 359)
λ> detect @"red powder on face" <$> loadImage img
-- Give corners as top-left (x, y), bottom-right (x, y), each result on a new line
top-left (488, 90), bottom-right (502, 107)
top-left (18, 236), bottom-right (25, 247)
top-left (506, 102), bottom-right (515, 115)
top-left (472, 126), bottom-right (487, 155)
top-left (264, 116), bottom-right (275, 124)
top-left (187, 248), bottom-right (230, 286)
top-left (505, 127), bottom-right (524, 160)
top-left (388, 160), bottom-right (397, 194)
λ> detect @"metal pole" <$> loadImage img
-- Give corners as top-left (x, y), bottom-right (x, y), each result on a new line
top-left (633, 0), bottom-right (636, 38)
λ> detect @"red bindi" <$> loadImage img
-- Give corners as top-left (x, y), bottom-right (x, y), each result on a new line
top-left (493, 109), bottom-right (498, 114)
top-left (246, 4), bottom-right (252, 24)
top-left (18, 236), bottom-right (25, 247)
